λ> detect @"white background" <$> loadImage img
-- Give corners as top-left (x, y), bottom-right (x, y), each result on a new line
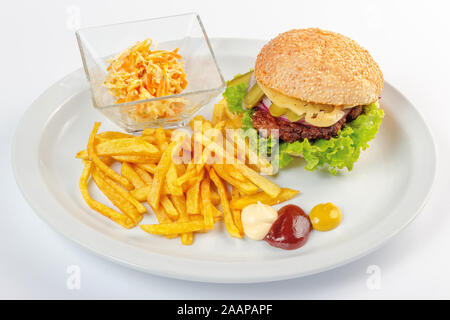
top-left (1, 0), bottom-right (449, 299)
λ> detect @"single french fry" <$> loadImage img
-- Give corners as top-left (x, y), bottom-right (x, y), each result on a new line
top-left (200, 175), bottom-right (214, 229)
top-left (209, 168), bottom-right (242, 238)
top-left (160, 196), bottom-right (179, 220)
top-left (133, 164), bottom-right (153, 185)
top-left (96, 131), bottom-right (134, 143)
top-left (95, 165), bottom-right (147, 214)
top-left (231, 187), bottom-right (244, 235)
top-left (186, 180), bottom-right (201, 215)
top-left (92, 167), bottom-right (142, 225)
top-left (147, 138), bottom-right (181, 209)
top-left (87, 122), bottom-right (133, 190)
top-left (231, 188), bottom-right (299, 210)
top-left (180, 230), bottom-right (194, 245)
top-left (121, 162), bottom-right (146, 189)
top-left (140, 220), bottom-right (206, 235)
top-left (79, 161), bottom-right (134, 229)
top-left (165, 163), bottom-right (183, 196)
top-left (77, 147), bottom-right (160, 163)
top-left (94, 138), bottom-right (160, 157)
top-left (155, 127), bottom-right (168, 151)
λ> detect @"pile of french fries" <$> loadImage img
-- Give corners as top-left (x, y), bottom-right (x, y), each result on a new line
top-left (76, 99), bottom-right (299, 245)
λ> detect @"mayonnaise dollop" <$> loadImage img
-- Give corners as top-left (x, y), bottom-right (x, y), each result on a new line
top-left (241, 202), bottom-right (278, 240)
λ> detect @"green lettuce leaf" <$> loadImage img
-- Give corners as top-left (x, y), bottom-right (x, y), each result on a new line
top-left (223, 82), bottom-right (248, 114)
top-left (298, 102), bottom-right (384, 174)
top-left (272, 102), bottom-right (384, 173)
top-left (223, 73), bottom-right (384, 174)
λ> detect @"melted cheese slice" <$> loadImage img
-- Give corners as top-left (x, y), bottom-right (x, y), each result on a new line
top-left (259, 83), bottom-right (349, 127)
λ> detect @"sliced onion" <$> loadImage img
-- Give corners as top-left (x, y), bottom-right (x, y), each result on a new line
top-left (261, 96), bottom-right (272, 108)
top-left (257, 101), bottom-right (270, 113)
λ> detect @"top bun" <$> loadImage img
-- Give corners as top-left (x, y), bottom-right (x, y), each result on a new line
top-left (254, 28), bottom-right (383, 106)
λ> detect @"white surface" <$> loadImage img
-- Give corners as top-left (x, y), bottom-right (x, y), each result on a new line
top-left (2, 0), bottom-right (449, 298)
top-left (12, 38), bottom-right (436, 283)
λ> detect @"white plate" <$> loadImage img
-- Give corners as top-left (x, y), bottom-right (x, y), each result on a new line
top-left (12, 38), bottom-right (436, 283)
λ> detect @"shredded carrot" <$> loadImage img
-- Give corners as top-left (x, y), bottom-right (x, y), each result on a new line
top-left (104, 39), bottom-right (188, 121)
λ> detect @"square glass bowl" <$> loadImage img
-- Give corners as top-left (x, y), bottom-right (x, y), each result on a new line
top-left (76, 13), bottom-right (225, 132)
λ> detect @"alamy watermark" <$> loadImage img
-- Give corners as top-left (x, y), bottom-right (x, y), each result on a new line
top-left (366, 264), bottom-right (381, 290)
top-left (66, 265), bottom-right (81, 290)
top-left (66, 5), bottom-right (81, 31)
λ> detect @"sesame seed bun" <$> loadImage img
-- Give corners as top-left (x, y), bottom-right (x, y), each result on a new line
top-left (254, 28), bottom-right (383, 106)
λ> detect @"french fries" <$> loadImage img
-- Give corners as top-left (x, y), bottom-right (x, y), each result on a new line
top-left (200, 176), bottom-right (214, 229)
top-left (95, 166), bottom-right (147, 214)
top-left (165, 163), bottom-right (183, 196)
top-left (76, 139), bottom-right (160, 160)
top-left (231, 188), bottom-right (299, 210)
top-left (79, 161), bottom-right (135, 229)
top-left (78, 115), bottom-right (298, 245)
top-left (92, 167), bottom-right (142, 225)
top-left (140, 220), bottom-right (206, 235)
top-left (87, 122), bottom-right (133, 190)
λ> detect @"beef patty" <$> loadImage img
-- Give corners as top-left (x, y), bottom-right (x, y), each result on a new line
top-left (251, 105), bottom-right (363, 142)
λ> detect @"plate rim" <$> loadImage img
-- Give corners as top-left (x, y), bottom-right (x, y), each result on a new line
top-left (12, 37), bottom-right (438, 283)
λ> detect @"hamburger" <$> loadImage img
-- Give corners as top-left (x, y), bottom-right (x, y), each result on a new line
top-left (223, 28), bottom-right (384, 174)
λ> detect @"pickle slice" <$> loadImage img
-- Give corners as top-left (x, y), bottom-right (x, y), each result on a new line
top-left (285, 110), bottom-right (304, 122)
top-left (244, 83), bottom-right (265, 109)
top-left (269, 104), bottom-right (286, 117)
top-left (226, 71), bottom-right (253, 87)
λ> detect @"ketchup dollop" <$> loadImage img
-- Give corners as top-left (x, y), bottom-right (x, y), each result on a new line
top-left (264, 204), bottom-right (312, 250)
